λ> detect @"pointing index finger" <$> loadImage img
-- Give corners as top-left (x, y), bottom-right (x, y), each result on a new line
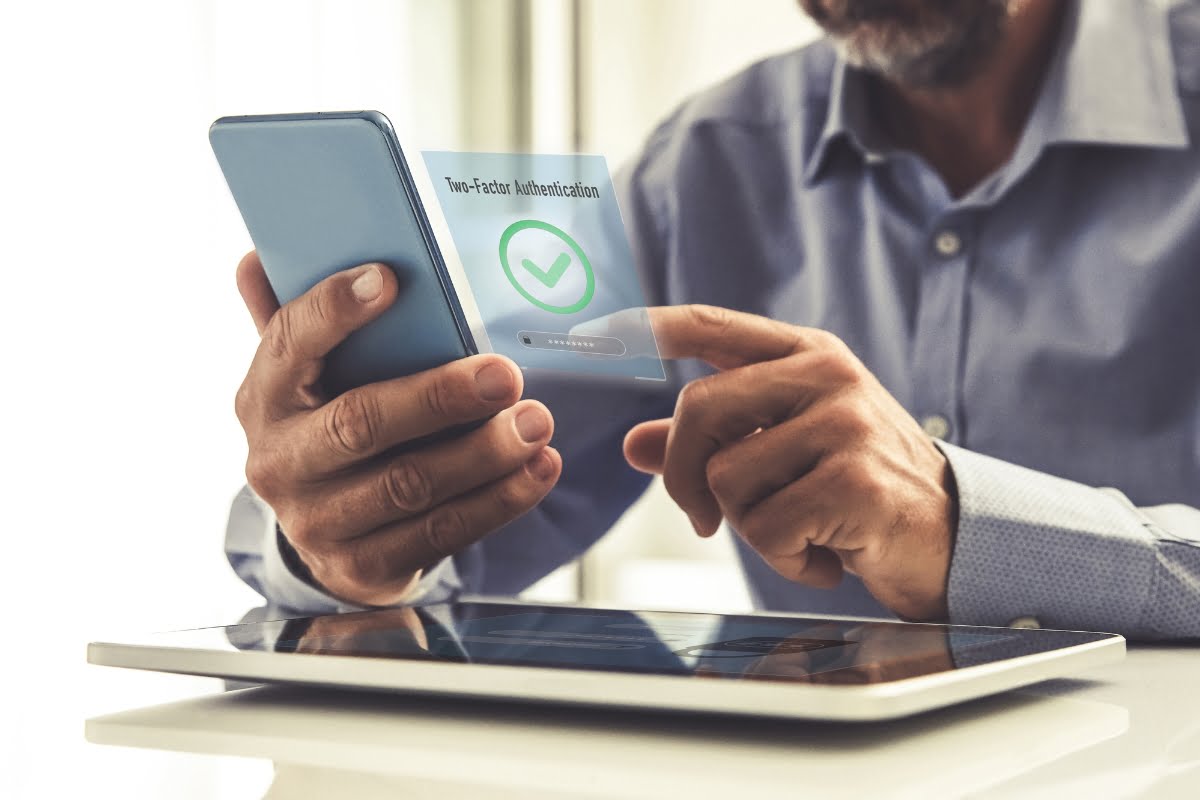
top-left (647, 305), bottom-right (813, 369)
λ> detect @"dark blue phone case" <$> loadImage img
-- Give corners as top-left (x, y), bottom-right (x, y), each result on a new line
top-left (210, 111), bottom-right (476, 397)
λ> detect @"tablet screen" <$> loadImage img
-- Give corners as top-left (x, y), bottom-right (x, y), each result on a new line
top-left (223, 602), bottom-right (1113, 686)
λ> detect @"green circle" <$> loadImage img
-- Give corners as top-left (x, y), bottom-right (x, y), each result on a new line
top-left (498, 219), bottom-right (595, 315)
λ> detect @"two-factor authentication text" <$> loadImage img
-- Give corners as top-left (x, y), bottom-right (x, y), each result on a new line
top-left (443, 176), bottom-right (601, 199)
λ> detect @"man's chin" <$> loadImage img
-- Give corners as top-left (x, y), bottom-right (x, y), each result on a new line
top-left (802, 0), bottom-right (1011, 88)
top-left (838, 34), bottom-right (947, 85)
top-left (837, 23), bottom-right (1002, 87)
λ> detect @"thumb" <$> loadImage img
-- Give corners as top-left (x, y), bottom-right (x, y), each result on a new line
top-left (624, 419), bottom-right (672, 474)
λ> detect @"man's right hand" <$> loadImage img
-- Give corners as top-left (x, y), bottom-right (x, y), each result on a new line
top-left (234, 251), bottom-right (561, 606)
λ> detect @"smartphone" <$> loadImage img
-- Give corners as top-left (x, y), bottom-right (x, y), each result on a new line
top-left (209, 111), bottom-right (476, 397)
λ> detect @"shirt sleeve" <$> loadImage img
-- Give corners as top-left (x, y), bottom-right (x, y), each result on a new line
top-left (940, 442), bottom-right (1200, 640)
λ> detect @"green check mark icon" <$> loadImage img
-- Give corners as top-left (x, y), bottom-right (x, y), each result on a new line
top-left (520, 253), bottom-right (572, 288)
top-left (499, 219), bottom-right (595, 315)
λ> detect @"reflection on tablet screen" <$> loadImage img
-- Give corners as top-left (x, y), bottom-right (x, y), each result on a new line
top-left (248, 603), bottom-right (1049, 685)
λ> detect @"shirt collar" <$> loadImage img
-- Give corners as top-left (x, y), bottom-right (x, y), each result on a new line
top-left (804, 0), bottom-right (1189, 186)
top-left (803, 56), bottom-right (873, 184)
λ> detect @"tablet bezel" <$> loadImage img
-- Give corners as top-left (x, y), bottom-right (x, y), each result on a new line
top-left (88, 599), bottom-right (1125, 722)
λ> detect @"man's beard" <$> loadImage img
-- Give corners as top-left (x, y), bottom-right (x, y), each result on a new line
top-left (799, 0), bottom-right (1013, 88)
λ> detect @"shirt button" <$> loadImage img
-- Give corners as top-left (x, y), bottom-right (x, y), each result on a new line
top-left (1008, 616), bottom-right (1042, 629)
top-left (921, 414), bottom-right (951, 439)
top-left (934, 230), bottom-right (962, 257)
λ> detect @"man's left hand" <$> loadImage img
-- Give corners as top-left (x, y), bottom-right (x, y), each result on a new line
top-left (624, 305), bottom-right (957, 621)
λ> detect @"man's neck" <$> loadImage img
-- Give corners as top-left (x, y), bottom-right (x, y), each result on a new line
top-left (875, 0), bottom-right (1066, 198)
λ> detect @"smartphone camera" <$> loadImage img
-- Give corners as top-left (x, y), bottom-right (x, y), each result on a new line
top-left (521, 336), bottom-right (532, 345)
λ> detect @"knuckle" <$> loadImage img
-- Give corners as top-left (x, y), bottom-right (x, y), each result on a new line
top-left (838, 459), bottom-right (885, 504)
top-left (382, 458), bottom-right (434, 515)
top-left (233, 380), bottom-right (256, 427)
top-left (810, 516), bottom-right (845, 550)
top-left (821, 450), bottom-right (856, 484)
top-left (307, 282), bottom-right (337, 330)
top-left (675, 376), bottom-right (714, 415)
top-left (811, 327), bottom-right (845, 351)
top-left (324, 391), bottom-right (379, 456)
top-left (263, 309), bottom-right (295, 361)
top-left (739, 520), bottom-right (785, 558)
top-left (687, 304), bottom-right (734, 335)
top-left (282, 518), bottom-right (318, 551)
top-left (244, 452), bottom-right (282, 502)
top-left (704, 451), bottom-right (736, 498)
top-left (418, 375), bottom-right (455, 420)
top-left (809, 345), bottom-right (861, 385)
top-left (827, 400), bottom-right (873, 440)
top-left (800, 326), bottom-right (851, 360)
top-left (860, 473), bottom-right (889, 506)
top-left (421, 506), bottom-right (469, 560)
top-left (758, 538), bottom-right (793, 560)
top-left (497, 472), bottom-right (537, 513)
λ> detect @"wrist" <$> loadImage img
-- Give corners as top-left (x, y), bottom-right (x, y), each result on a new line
top-left (895, 447), bottom-right (957, 621)
top-left (277, 526), bottom-right (424, 607)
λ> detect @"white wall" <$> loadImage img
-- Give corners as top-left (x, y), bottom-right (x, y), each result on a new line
top-left (582, 0), bottom-right (819, 161)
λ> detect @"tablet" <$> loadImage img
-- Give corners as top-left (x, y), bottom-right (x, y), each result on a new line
top-left (87, 599), bottom-right (1124, 722)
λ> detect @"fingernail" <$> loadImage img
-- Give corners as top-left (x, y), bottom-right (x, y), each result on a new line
top-left (475, 362), bottom-right (514, 401)
top-left (526, 449), bottom-right (557, 481)
top-left (351, 265), bottom-right (383, 302)
top-left (515, 406), bottom-right (550, 443)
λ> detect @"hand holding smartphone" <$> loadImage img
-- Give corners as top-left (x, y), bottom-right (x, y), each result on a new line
top-left (212, 112), bottom-right (561, 605)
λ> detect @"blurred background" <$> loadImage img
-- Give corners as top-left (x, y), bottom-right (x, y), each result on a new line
top-left (1, 1), bottom-right (816, 793)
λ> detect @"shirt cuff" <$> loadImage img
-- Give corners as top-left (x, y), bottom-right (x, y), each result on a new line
top-left (261, 507), bottom-right (463, 612)
top-left (939, 442), bottom-right (1155, 634)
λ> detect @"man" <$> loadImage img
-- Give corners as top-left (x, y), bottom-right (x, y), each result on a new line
top-left (227, 0), bottom-right (1200, 638)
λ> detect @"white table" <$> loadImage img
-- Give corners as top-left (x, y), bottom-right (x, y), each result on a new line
top-left (80, 645), bottom-right (1198, 799)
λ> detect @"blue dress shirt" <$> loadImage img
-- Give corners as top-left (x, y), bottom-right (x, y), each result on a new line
top-left (227, 0), bottom-right (1200, 639)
